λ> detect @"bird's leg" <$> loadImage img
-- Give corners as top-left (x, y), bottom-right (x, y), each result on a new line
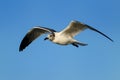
top-left (76, 42), bottom-right (88, 46)
top-left (72, 41), bottom-right (88, 47)
top-left (72, 43), bottom-right (79, 48)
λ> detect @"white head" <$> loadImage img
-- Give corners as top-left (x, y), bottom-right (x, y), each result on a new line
top-left (44, 34), bottom-right (55, 41)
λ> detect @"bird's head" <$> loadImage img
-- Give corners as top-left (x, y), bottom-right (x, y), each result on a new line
top-left (44, 34), bottom-right (55, 41)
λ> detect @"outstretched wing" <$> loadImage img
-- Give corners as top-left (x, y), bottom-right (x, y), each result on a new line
top-left (19, 26), bottom-right (56, 51)
top-left (85, 24), bottom-right (113, 42)
top-left (60, 20), bottom-right (113, 42)
top-left (60, 20), bottom-right (87, 37)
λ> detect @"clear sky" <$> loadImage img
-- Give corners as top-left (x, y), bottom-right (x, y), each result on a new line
top-left (0, 0), bottom-right (120, 80)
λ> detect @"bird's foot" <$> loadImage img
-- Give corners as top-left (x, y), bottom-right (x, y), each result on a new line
top-left (72, 43), bottom-right (79, 48)
top-left (72, 42), bottom-right (88, 48)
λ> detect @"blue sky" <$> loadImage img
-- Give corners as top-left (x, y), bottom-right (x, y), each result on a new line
top-left (0, 0), bottom-right (120, 80)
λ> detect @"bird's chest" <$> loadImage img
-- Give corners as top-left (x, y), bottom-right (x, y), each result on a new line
top-left (53, 35), bottom-right (72, 45)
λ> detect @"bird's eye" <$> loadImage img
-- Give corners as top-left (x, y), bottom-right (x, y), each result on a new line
top-left (50, 34), bottom-right (53, 37)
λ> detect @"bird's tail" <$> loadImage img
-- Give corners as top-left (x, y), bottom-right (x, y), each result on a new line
top-left (75, 41), bottom-right (88, 46)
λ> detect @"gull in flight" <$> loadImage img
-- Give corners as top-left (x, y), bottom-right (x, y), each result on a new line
top-left (19, 20), bottom-right (113, 51)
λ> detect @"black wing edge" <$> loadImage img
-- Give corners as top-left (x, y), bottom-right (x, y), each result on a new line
top-left (19, 35), bottom-right (32, 52)
top-left (85, 24), bottom-right (114, 42)
top-left (19, 26), bottom-right (57, 52)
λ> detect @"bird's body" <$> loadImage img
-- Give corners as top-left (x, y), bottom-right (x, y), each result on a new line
top-left (50, 32), bottom-right (73, 45)
top-left (19, 20), bottom-right (113, 51)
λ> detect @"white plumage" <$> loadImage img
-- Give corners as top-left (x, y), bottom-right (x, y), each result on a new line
top-left (19, 20), bottom-right (113, 51)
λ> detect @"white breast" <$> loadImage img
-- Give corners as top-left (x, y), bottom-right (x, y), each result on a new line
top-left (52, 32), bottom-right (73, 45)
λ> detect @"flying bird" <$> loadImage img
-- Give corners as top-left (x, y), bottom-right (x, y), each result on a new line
top-left (19, 20), bottom-right (113, 51)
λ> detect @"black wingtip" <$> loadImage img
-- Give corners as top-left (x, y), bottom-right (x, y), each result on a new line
top-left (19, 45), bottom-right (24, 52)
top-left (19, 48), bottom-right (23, 52)
top-left (85, 24), bottom-right (114, 42)
top-left (19, 39), bottom-right (28, 52)
top-left (19, 50), bottom-right (22, 52)
top-left (109, 38), bottom-right (114, 42)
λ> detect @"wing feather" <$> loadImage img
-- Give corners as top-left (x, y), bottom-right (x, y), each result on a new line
top-left (60, 20), bottom-right (113, 42)
top-left (19, 26), bottom-right (56, 51)
top-left (85, 24), bottom-right (113, 42)
top-left (60, 20), bottom-right (87, 37)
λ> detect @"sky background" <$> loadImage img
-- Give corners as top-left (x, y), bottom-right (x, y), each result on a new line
top-left (0, 0), bottom-right (120, 80)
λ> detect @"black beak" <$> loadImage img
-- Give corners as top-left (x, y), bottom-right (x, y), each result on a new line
top-left (44, 37), bottom-right (48, 40)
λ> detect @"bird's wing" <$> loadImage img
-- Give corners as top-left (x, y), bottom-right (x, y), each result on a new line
top-left (85, 24), bottom-right (113, 42)
top-left (60, 20), bottom-right (113, 42)
top-left (19, 26), bottom-right (56, 51)
top-left (60, 20), bottom-right (87, 37)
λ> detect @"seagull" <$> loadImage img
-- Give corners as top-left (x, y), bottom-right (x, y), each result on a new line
top-left (19, 20), bottom-right (113, 51)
